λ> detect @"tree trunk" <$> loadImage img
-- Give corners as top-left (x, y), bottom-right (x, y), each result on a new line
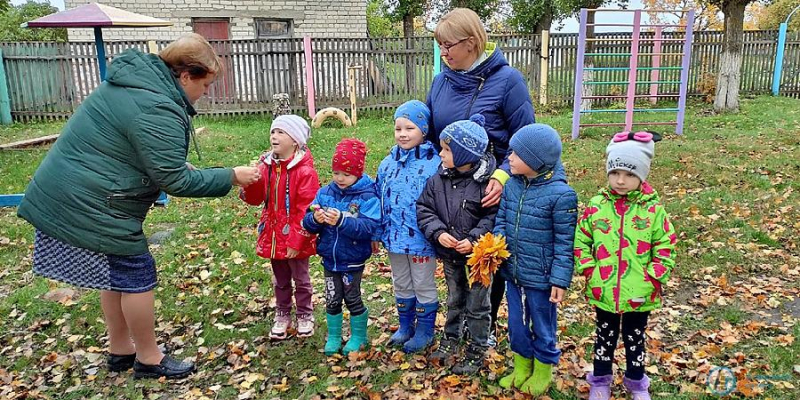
top-left (534, 3), bottom-right (553, 33)
top-left (403, 14), bottom-right (417, 95)
top-left (714, 1), bottom-right (748, 113)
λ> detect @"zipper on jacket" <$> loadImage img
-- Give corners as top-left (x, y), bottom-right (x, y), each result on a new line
top-left (270, 164), bottom-right (282, 258)
top-left (333, 220), bottom-right (339, 268)
top-left (464, 77), bottom-right (486, 118)
top-left (512, 179), bottom-right (530, 286)
top-left (615, 197), bottom-right (627, 313)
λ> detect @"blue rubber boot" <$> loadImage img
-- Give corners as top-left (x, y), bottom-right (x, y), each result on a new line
top-left (402, 302), bottom-right (438, 354)
top-left (388, 297), bottom-right (416, 347)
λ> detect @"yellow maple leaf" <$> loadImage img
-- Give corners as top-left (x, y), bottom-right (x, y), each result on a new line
top-left (467, 233), bottom-right (510, 288)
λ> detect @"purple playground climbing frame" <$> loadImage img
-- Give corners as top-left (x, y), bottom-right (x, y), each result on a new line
top-left (571, 8), bottom-right (696, 139)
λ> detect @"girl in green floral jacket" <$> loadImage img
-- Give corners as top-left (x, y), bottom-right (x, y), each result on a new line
top-left (574, 131), bottom-right (676, 400)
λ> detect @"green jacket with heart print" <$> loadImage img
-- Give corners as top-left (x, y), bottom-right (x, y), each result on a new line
top-left (574, 182), bottom-right (676, 313)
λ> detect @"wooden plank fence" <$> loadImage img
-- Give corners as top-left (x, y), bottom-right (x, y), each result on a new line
top-left (1, 30), bottom-right (798, 122)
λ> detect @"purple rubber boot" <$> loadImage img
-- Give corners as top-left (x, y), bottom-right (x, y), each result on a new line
top-left (587, 373), bottom-right (613, 400)
top-left (623, 374), bottom-right (651, 400)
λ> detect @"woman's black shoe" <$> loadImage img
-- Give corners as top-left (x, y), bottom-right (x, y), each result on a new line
top-left (107, 353), bottom-right (136, 372)
top-left (133, 355), bottom-right (195, 379)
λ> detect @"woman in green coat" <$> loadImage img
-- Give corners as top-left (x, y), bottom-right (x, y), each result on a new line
top-left (17, 34), bottom-right (261, 379)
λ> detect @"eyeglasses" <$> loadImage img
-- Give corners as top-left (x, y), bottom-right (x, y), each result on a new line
top-left (438, 37), bottom-right (469, 52)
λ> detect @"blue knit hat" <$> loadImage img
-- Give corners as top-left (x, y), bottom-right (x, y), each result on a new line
top-left (394, 100), bottom-right (431, 136)
top-left (509, 124), bottom-right (562, 172)
top-left (441, 114), bottom-right (489, 168)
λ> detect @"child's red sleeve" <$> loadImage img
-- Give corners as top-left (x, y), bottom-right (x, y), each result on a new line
top-left (287, 167), bottom-right (320, 251)
top-left (239, 162), bottom-right (267, 206)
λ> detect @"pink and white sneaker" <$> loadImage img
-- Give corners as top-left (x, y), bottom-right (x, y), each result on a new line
top-left (270, 311), bottom-right (292, 340)
top-left (297, 314), bottom-right (315, 338)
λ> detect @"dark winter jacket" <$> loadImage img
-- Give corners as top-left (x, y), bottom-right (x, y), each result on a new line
top-left (375, 141), bottom-right (441, 256)
top-left (426, 43), bottom-right (535, 176)
top-left (239, 150), bottom-right (319, 260)
top-left (416, 155), bottom-right (499, 264)
top-left (493, 164), bottom-right (578, 290)
top-left (302, 175), bottom-right (380, 272)
top-left (18, 49), bottom-right (233, 256)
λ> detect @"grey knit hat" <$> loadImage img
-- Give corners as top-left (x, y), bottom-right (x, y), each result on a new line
top-left (605, 131), bottom-right (656, 181)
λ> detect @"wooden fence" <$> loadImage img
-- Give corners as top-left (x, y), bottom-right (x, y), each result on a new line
top-left (1, 30), bottom-right (798, 122)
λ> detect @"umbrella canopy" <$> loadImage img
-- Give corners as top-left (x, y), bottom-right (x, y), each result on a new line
top-left (22, 3), bottom-right (173, 81)
top-left (22, 2), bottom-right (172, 28)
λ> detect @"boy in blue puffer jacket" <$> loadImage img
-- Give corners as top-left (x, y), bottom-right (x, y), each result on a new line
top-left (302, 139), bottom-right (380, 356)
top-left (374, 100), bottom-right (441, 353)
top-left (493, 124), bottom-right (578, 396)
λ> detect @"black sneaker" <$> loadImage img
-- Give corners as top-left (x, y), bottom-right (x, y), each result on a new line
top-left (451, 345), bottom-right (486, 375)
top-left (133, 355), bottom-right (195, 379)
top-left (427, 337), bottom-right (459, 366)
top-left (107, 353), bottom-right (136, 372)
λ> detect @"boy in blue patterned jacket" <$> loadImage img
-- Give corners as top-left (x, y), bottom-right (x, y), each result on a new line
top-left (493, 124), bottom-right (578, 396)
top-left (374, 100), bottom-right (441, 354)
top-left (302, 139), bottom-right (380, 356)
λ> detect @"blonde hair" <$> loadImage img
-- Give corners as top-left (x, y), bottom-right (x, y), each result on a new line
top-left (159, 33), bottom-right (223, 79)
top-left (434, 8), bottom-right (487, 54)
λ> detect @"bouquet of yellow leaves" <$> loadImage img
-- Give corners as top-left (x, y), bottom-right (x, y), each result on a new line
top-left (466, 233), bottom-right (510, 288)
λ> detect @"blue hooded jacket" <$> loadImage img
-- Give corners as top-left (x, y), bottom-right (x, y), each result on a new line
top-left (375, 141), bottom-right (441, 256)
top-left (493, 164), bottom-right (578, 290)
top-left (426, 44), bottom-right (535, 175)
top-left (302, 175), bottom-right (380, 272)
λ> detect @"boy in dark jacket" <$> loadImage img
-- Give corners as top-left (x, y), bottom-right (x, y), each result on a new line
top-left (302, 139), bottom-right (380, 356)
top-left (494, 124), bottom-right (578, 396)
top-left (417, 114), bottom-right (499, 375)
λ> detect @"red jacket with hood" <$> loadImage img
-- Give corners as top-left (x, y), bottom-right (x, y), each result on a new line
top-left (240, 150), bottom-right (319, 260)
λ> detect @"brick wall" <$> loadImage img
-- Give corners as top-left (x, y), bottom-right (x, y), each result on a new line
top-left (64, 0), bottom-right (368, 41)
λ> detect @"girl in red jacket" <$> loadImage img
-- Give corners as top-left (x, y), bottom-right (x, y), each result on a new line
top-left (240, 115), bottom-right (320, 340)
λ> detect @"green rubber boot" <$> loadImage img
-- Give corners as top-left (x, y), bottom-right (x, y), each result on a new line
top-left (324, 313), bottom-right (343, 356)
top-left (499, 353), bottom-right (534, 389)
top-left (520, 359), bottom-right (553, 396)
top-left (342, 309), bottom-right (369, 355)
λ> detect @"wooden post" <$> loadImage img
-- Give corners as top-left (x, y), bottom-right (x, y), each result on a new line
top-left (649, 27), bottom-right (663, 105)
top-left (0, 49), bottom-right (12, 125)
top-left (348, 64), bottom-right (360, 126)
top-left (539, 30), bottom-right (550, 105)
top-left (147, 40), bottom-right (158, 55)
top-left (303, 36), bottom-right (316, 118)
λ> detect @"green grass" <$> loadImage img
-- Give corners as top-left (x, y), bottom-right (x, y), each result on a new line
top-left (1, 96), bottom-right (799, 399)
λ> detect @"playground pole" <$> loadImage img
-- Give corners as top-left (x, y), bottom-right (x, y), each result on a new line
top-left (774, 5), bottom-right (800, 96)
top-left (772, 23), bottom-right (788, 96)
top-left (303, 36), bottom-right (316, 118)
top-left (676, 10), bottom-right (695, 135)
top-left (0, 49), bottom-right (12, 125)
top-left (571, 8), bottom-right (588, 139)
top-left (94, 27), bottom-right (107, 81)
top-left (623, 10), bottom-right (643, 133)
top-left (433, 38), bottom-right (441, 76)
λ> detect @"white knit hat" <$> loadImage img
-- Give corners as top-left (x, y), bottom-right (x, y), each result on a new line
top-left (270, 115), bottom-right (310, 147)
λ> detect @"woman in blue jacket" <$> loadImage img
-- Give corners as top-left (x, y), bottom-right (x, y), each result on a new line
top-left (427, 8), bottom-right (536, 344)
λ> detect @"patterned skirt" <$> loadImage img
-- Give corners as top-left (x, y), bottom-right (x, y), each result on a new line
top-left (33, 230), bottom-right (157, 293)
